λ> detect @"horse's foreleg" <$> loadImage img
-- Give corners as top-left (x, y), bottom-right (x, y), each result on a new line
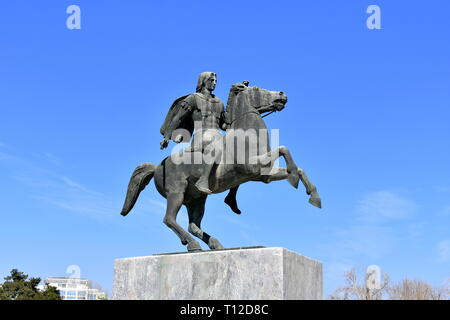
top-left (298, 169), bottom-right (322, 208)
top-left (258, 167), bottom-right (288, 183)
top-left (298, 168), bottom-right (315, 195)
top-left (252, 146), bottom-right (300, 189)
top-left (255, 166), bottom-right (322, 209)
top-left (163, 193), bottom-right (202, 252)
top-left (278, 146), bottom-right (301, 188)
top-left (224, 186), bottom-right (241, 214)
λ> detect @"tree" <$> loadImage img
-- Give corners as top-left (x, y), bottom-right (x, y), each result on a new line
top-left (329, 268), bottom-right (449, 300)
top-left (329, 268), bottom-right (389, 300)
top-left (0, 269), bottom-right (61, 300)
top-left (387, 278), bottom-right (449, 300)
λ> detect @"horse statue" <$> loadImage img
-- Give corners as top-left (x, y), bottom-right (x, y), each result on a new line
top-left (120, 82), bottom-right (321, 252)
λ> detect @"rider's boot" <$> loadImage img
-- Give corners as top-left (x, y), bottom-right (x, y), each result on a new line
top-left (195, 164), bottom-right (213, 194)
top-left (195, 177), bottom-right (212, 194)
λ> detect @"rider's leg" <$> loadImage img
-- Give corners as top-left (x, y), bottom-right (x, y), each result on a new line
top-left (194, 131), bottom-right (222, 194)
top-left (194, 162), bottom-right (214, 194)
top-left (195, 153), bottom-right (223, 194)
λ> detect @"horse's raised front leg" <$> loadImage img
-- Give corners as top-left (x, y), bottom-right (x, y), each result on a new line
top-left (163, 193), bottom-right (202, 252)
top-left (298, 168), bottom-right (322, 208)
top-left (255, 166), bottom-right (322, 209)
top-left (186, 197), bottom-right (224, 250)
top-left (252, 146), bottom-right (300, 189)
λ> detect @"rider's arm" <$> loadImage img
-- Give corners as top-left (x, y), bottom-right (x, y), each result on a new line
top-left (219, 103), bottom-right (229, 130)
top-left (161, 96), bottom-right (195, 149)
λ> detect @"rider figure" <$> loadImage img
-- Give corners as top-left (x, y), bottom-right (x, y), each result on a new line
top-left (160, 72), bottom-right (227, 194)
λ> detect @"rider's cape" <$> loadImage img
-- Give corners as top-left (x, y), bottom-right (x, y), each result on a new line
top-left (160, 94), bottom-right (195, 141)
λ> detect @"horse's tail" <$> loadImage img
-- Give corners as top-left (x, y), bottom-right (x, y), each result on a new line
top-left (120, 163), bottom-right (156, 216)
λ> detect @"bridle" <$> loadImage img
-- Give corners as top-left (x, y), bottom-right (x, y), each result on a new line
top-left (229, 103), bottom-right (279, 125)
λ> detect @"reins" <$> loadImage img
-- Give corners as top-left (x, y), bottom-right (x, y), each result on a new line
top-left (261, 109), bottom-right (276, 118)
top-left (229, 104), bottom-right (277, 125)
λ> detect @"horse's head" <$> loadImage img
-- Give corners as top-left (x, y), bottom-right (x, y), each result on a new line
top-left (226, 81), bottom-right (288, 126)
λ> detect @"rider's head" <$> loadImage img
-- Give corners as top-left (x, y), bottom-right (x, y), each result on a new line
top-left (196, 72), bottom-right (217, 93)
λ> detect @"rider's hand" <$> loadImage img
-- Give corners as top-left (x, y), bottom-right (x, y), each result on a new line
top-left (160, 139), bottom-right (169, 149)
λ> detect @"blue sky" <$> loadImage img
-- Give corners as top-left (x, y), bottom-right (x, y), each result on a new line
top-left (0, 0), bottom-right (449, 296)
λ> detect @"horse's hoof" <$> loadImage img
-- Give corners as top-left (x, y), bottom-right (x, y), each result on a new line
top-left (288, 172), bottom-right (300, 189)
top-left (224, 196), bottom-right (242, 214)
top-left (208, 237), bottom-right (224, 250)
top-left (187, 242), bottom-right (203, 252)
top-left (309, 196), bottom-right (322, 209)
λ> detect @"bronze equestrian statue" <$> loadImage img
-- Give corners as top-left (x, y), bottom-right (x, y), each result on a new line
top-left (120, 72), bottom-right (321, 252)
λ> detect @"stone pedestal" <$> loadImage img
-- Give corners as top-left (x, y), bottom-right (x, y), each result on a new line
top-left (113, 247), bottom-right (322, 300)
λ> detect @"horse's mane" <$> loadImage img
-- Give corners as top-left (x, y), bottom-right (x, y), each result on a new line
top-left (226, 83), bottom-right (248, 112)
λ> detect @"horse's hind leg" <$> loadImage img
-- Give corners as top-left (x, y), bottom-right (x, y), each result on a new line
top-left (163, 193), bottom-right (202, 252)
top-left (187, 196), bottom-right (224, 250)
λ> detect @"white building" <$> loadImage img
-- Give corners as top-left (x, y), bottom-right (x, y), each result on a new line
top-left (43, 277), bottom-right (107, 300)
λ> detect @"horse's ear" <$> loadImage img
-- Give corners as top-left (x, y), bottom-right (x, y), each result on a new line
top-left (230, 83), bottom-right (247, 95)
